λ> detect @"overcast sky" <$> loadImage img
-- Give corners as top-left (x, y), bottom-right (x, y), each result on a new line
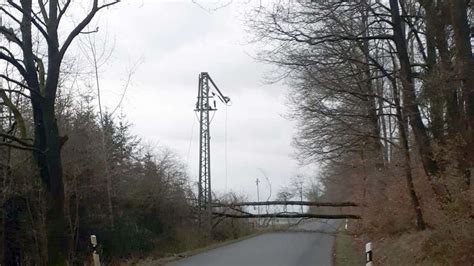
top-left (79, 0), bottom-right (318, 202)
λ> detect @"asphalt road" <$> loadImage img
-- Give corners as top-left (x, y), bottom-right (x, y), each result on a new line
top-left (170, 219), bottom-right (340, 266)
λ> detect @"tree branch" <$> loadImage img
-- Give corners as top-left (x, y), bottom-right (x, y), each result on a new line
top-left (0, 6), bottom-right (21, 25)
top-left (0, 52), bottom-right (28, 79)
top-left (0, 142), bottom-right (37, 152)
top-left (0, 88), bottom-right (31, 99)
top-left (0, 25), bottom-right (23, 45)
top-left (0, 74), bottom-right (41, 95)
top-left (0, 132), bottom-right (33, 147)
top-left (59, 0), bottom-right (120, 60)
top-left (57, 0), bottom-right (72, 23)
top-left (38, 0), bottom-right (50, 23)
top-left (7, 0), bottom-right (50, 41)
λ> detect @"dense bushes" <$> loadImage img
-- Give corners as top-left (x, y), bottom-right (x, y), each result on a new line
top-left (0, 91), bottom-right (197, 263)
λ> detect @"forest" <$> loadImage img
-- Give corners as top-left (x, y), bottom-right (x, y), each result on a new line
top-left (247, 0), bottom-right (473, 263)
top-left (0, 0), bottom-right (473, 265)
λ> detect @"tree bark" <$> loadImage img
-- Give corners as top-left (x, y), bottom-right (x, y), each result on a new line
top-left (360, 0), bottom-right (384, 165)
top-left (448, 0), bottom-right (474, 188)
top-left (389, 0), bottom-right (449, 202)
top-left (19, 0), bottom-right (68, 263)
top-left (421, 1), bottom-right (445, 142)
top-left (392, 79), bottom-right (426, 230)
top-left (3, 197), bottom-right (26, 266)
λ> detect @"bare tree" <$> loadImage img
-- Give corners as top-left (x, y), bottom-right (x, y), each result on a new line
top-left (245, 0), bottom-right (467, 229)
top-left (0, 0), bottom-right (119, 263)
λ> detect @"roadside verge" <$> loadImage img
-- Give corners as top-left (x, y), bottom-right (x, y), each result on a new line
top-left (131, 230), bottom-right (268, 265)
top-left (333, 224), bottom-right (364, 266)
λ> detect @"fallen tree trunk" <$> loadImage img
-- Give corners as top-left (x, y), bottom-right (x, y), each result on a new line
top-left (212, 200), bottom-right (358, 207)
top-left (212, 212), bottom-right (361, 219)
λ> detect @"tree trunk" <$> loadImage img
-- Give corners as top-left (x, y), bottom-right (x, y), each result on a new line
top-left (44, 104), bottom-right (68, 265)
top-left (422, 1), bottom-right (445, 142)
top-left (361, 0), bottom-right (384, 165)
top-left (389, 0), bottom-right (450, 202)
top-left (3, 197), bottom-right (26, 266)
top-left (212, 212), bottom-right (361, 219)
top-left (212, 201), bottom-right (358, 207)
top-left (30, 94), bottom-right (68, 265)
top-left (448, 0), bottom-right (474, 188)
top-left (19, 0), bottom-right (69, 262)
top-left (392, 80), bottom-right (426, 230)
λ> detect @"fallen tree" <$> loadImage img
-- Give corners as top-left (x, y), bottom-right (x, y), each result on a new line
top-left (212, 212), bottom-right (361, 219)
top-left (212, 200), bottom-right (358, 207)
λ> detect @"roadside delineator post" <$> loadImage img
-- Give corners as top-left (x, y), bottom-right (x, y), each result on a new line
top-left (365, 242), bottom-right (373, 266)
top-left (91, 235), bottom-right (100, 266)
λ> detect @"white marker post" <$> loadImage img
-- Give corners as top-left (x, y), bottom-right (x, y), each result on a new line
top-left (90, 235), bottom-right (100, 266)
top-left (365, 242), bottom-right (373, 266)
top-left (344, 219), bottom-right (348, 230)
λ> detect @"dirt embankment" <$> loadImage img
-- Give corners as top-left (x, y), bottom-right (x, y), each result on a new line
top-left (334, 220), bottom-right (474, 266)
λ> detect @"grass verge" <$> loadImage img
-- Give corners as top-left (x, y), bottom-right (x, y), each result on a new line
top-left (126, 229), bottom-right (269, 265)
top-left (333, 225), bottom-right (364, 266)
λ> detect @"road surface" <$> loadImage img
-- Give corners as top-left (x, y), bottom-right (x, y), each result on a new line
top-left (170, 219), bottom-right (340, 266)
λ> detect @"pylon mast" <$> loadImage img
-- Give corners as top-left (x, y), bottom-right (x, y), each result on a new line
top-left (195, 72), bottom-right (229, 235)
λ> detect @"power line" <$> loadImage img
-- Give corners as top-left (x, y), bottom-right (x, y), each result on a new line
top-left (186, 113), bottom-right (197, 166)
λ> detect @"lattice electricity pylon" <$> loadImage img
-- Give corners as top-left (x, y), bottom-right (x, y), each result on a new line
top-left (195, 72), bottom-right (230, 236)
